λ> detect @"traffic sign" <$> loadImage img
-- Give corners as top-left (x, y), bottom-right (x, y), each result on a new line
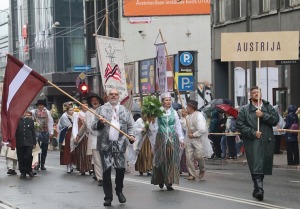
top-left (73, 65), bottom-right (91, 72)
top-left (180, 52), bottom-right (193, 66)
top-left (79, 72), bottom-right (86, 80)
top-left (178, 75), bottom-right (194, 91)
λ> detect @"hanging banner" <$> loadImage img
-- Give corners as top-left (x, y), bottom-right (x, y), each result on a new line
top-left (221, 31), bottom-right (299, 61)
top-left (96, 36), bottom-right (128, 102)
top-left (155, 43), bottom-right (167, 93)
top-left (139, 59), bottom-right (155, 93)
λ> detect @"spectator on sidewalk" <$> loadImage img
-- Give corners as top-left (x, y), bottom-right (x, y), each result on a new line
top-left (283, 105), bottom-right (299, 165)
top-left (209, 110), bottom-right (222, 159)
top-left (273, 105), bottom-right (285, 154)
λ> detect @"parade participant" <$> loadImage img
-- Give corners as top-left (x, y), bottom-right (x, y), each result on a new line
top-left (150, 92), bottom-right (184, 190)
top-left (31, 99), bottom-right (54, 170)
top-left (76, 93), bottom-right (104, 185)
top-left (15, 110), bottom-right (36, 178)
top-left (236, 86), bottom-right (279, 201)
top-left (73, 101), bottom-right (93, 175)
top-left (58, 105), bottom-right (76, 173)
top-left (133, 114), bottom-right (153, 176)
top-left (92, 89), bottom-right (135, 206)
top-left (181, 100), bottom-right (212, 180)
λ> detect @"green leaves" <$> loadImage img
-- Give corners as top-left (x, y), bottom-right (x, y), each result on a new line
top-left (141, 96), bottom-right (165, 118)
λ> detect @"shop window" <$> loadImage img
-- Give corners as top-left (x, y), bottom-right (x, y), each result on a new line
top-left (290, 0), bottom-right (300, 6)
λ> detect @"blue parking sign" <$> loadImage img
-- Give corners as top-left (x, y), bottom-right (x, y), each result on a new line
top-left (179, 52), bottom-right (193, 66)
top-left (178, 76), bottom-right (194, 91)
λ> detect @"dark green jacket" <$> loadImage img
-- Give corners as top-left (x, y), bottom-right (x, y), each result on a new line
top-left (236, 100), bottom-right (279, 175)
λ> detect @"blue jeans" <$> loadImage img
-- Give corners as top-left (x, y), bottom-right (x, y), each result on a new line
top-left (221, 136), bottom-right (227, 158)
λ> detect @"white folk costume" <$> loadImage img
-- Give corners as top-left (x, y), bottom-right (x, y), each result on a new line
top-left (127, 118), bottom-right (154, 174)
top-left (77, 108), bottom-right (103, 181)
top-left (181, 108), bottom-right (213, 179)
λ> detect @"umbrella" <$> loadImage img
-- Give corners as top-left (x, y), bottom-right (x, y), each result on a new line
top-left (215, 104), bottom-right (238, 119)
top-left (209, 98), bottom-right (233, 107)
top-left (172, 102), bottom-right (182, 110)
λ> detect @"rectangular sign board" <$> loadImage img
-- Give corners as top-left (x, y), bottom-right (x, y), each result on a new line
top-left (221, 31), bottom-right (299, 61)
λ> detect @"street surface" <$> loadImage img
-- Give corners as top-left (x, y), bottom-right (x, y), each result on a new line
top-left (0, 150), bottom-right (299, 209)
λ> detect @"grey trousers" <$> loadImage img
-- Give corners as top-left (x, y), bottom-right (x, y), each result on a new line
top-left (185, 138), bottom-right (205, 178)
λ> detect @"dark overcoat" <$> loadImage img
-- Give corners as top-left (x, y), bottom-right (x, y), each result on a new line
top-left (236, 100), bottom-right (279, 175)
top-left (15, 117), bottom-right (36, 147)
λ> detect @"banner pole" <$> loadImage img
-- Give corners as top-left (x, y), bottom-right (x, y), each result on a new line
top-left (257, 60), bottom-right (261, 132)
top-left (159, 29), bottom-right (191, 134)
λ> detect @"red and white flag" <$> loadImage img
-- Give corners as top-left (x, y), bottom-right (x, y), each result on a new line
top-left (1, 54), bottom-right (48, 148)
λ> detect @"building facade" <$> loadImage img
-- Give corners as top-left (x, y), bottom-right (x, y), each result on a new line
top-left (9, 0), bottom-right (86, 112)
top-left (211, 0), bottom-right (300, 111)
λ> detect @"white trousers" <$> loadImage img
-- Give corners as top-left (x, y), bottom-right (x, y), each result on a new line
top-left (92, 149), bottom-right (103, 180)
top-left (185, 138), bottom-right (205, 178)
top-left (6, 158), bottom-right (17, 170)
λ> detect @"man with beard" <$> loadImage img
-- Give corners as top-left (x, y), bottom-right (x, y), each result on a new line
top-left (236, 86), bottom-right (278, 201)
top-left (93, 88), bottom-right (135, 206)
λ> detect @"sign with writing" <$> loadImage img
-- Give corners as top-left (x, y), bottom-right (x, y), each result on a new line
top-left (178, 75), bottom-right (194, 91)
top-left (275, 60), bottom-right (300, 65)
top-left (179, 51), bottom-right (195, 73)
top-left (221, 31), bottom-right (299, 61)
top-left (123, 0), bottom-right (210, 16)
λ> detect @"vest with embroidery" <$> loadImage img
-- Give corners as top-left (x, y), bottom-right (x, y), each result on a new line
top-left (34, 109), bottom-right (48, 132)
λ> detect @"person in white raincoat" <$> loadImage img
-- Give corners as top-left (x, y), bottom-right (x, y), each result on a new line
top-left (181, 100), bottom-right (213, 180)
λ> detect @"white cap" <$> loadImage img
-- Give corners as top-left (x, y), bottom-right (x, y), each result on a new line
top-left (161, 92), bottom-right (171, 99)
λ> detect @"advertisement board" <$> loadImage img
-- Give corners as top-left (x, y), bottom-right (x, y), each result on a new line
top-left (123, 0), bottom-right (210, 16)
top-left (139, 59), bottom-right (155, 93)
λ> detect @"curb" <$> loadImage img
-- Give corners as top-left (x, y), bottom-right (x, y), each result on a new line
top-left (205, 159), bottom-right (300, 171)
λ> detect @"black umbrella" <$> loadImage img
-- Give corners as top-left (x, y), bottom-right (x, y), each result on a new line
top-left (209, 98), bottom-right (233, 107)
top-left (172, 102), bottom-right (182, 110)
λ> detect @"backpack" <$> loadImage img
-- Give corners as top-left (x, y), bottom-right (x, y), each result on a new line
top-left (290, 122), bottom-right (299, 135)
top-left (290, 115), bottom-right (299, 136)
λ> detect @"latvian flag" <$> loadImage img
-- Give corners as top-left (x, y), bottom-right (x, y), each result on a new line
top-left (1, 54), bottom-right (48, 149)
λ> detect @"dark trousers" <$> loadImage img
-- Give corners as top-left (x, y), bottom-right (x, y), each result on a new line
top-left (16, 146), bottom-right (33, 174)
top-left (103, 166), bottom-right (125, 201)
top-left (274, 135), bottom-right (282, 154)
top-left (286, 141), bottom-right (299, 165)
top-left (210, 135), bottom-right (222, 158)
top-left (226, 136), bottom-right (237, 158)
top-left (37, 141), bottom-right (48, 167)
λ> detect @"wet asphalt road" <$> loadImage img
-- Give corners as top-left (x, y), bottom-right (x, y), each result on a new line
top-left (0, 151), bottom-right (299, 209)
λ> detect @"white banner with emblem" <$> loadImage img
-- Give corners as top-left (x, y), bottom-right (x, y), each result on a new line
top-left (96, 36), bottom-right (128, 103)
top-left (155, 42), bottom-right (167, 93)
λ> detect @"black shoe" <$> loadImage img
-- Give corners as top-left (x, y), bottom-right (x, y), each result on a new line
top-left (98, 180), bottom-right (103, 186)
top-left (159, 184), bottom-right (164, 189)
top-left (93, 176), bottom-right (97, 180)
top-left (20, 173), bottom-right (26, 179)
top-left (103, 199), bottom-right (112, 206)
top-left (116, 192), bottom-right (126, 203)
top-left (139, 172), bottom-right (143, 176)
top-left (28, 172), bottom-right (35, 177)
top-left (89, 170), bottom-right (93, 175)
top-left (81, 172), bottom-right (85, 176)
top-left (41, 166), bottom-right (47, 170)
top-left (147, 171), bottom-right (152, 176)
top-left (166, 184), bottom-right (174, 191)
top-left (253, 188), bottom-right (264, 201)
top-left (7, 169), bottom-right (17, 175)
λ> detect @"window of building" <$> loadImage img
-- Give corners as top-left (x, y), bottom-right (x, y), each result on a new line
top-left (262, 0), bottom-right (270, 12)
top-left (290, 0), bottom-right (300, 6)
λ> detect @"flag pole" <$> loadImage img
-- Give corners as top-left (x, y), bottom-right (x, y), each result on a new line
top-left (47, 81), bottom-right (132, 140)
top-left (158, 29), bottom-right (191, 134)
top-left (257, 60), bottom-right (261, 132)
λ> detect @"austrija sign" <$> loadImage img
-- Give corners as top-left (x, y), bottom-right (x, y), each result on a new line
top-left (221, 31), bottom-right (299, 61)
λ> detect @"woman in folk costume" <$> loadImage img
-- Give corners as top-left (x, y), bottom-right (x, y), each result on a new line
top-left (73, 101), bottom-right (93, 175)
top-left (133, 114), bottom-right (154, 176)
top-left (58, 104), bottom-right (76, 173)
top-left (150, 93), bottom-right (185, 190)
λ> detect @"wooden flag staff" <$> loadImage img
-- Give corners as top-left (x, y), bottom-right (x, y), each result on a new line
top-left (47, 81), bottom-right (132, 140)
top-left (158, 29), bottom-right (191, 134)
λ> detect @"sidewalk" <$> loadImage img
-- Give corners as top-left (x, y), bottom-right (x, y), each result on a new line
top-left (206, 150), bottom-right (300, 171)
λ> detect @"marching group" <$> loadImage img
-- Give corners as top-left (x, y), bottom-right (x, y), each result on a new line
top-left (1, 86), bottom-right (299, 206)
